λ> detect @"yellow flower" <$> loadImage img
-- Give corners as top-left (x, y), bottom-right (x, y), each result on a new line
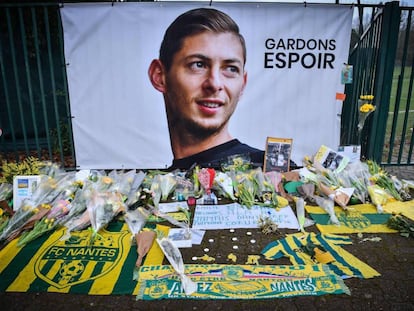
top-left (102, 176), bottom-right (113, 185)
top-left (360, 103), bottom-right (375, 113)
top-left (0, 208), bottom-right (3, 216)
top-left (360, 94), bottom-right (374, 100)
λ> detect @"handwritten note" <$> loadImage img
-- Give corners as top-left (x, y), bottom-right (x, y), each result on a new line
top-left (192, 203), bottom-right (299, 230)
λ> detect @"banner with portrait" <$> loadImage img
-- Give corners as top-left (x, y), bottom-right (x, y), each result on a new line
top-left (60, 2), bottom-right (353, 169)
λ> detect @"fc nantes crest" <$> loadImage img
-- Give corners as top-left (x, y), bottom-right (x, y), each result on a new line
top-left (34, 226), bottom-right (130, 289)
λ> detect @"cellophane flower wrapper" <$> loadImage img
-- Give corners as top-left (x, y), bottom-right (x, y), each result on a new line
top-left (367, 160), bottom-right (403, 201)
top-left (159, 172), bottom-right (177, 201)
top-left (367, 184), bottom-right (390, 213)
top-left (57, 179), bottom-right (95, 227)
top-left (2, 203), bottom-right (51, 244)
top-left (0, 183), bottom-right (13, 201)
top-left (60, 209), bottom-right (91, 241)
top-left (124, 207), bottom-right (150, 237)
top-left (197, 168), bottom-right (215, 195)
top-left (150, 175), bottom-right (162, 208)
top-left (0, 173), bottom-right (69, 243)
top-left (124, 171), bottom-right (146, 207)
top-left (296, 197), bottom-right (306, 232)
top-left (38, 161), bottom-right (64, 178)
top-left (314, 195), bottom-right (340, 225)
top-left (156, 237), bottom-right (197, 295)
top-left (107, 170), bottom-right (138, 199)
top-left (252, 167), bottom-right (277, 205)
top-left (221, 154), bottom-right (252, 172)
top-left (87, 190), bottom-right (126, 245)
top-left (174, 174), bottom-right (195, 201)
top-left (316, 169), bottom-right (341, 190)
top-left (357, 97), bottom-right (376, 133)
top-left (390, 176), bottom-right (411, 200)
top-left (338, 161), bottom-right (370, 204)
top-left (17, 187), bottom-right (80, 247)
top-left (232, 170), bottom-right (258, 208)
top-left (214, 171), bottom-right (235, 200)
top-left (264, 171), bottom-right (284, 192)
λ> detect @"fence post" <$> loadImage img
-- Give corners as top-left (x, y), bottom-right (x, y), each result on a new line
top-left (367, 1), bottom-right (400, 162)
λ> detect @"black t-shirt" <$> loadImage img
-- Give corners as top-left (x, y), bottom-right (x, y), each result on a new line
top-left (169, 139), bottom-right (265, 171)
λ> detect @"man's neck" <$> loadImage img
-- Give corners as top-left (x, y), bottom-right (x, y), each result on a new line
top-left (170, 131), bottom-right (233, 160)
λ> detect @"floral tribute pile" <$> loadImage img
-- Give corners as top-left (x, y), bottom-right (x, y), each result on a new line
top-left (0, 152), bottom-right (413, 251)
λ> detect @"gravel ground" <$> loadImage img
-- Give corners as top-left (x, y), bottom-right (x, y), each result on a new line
top-left (1, 166), bottom-right (414, 311)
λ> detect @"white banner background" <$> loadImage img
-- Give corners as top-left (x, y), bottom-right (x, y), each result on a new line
top-left (60, 2), bottom-right (352, 169)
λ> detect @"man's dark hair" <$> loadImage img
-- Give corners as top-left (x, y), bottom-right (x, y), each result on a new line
top-left (159, 8), bottom-right (246, 71)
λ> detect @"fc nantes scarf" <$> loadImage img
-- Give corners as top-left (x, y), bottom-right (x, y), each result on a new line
top-left (0, 222), bottom-right (166, 295)
top-left (135, 264), bottom-right (350, 300)
top-left (305, 203), bottom-right (397, 234)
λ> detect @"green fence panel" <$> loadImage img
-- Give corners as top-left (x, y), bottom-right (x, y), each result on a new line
top-left (0, 3), bottom-right (75, 169)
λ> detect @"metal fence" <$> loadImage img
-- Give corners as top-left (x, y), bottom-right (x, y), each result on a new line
top-left (341, 1), bottom-right (414, 166)
top-left (1, 1), bottom-right (413, 169)
top-left (0, 3), bottom-right (76, 169)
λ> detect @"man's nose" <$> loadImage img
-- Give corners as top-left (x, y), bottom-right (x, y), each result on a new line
top-left (203, 68), bottom-right (224, 92)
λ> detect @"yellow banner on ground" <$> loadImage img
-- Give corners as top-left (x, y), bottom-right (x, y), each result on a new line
top-left (382, 200), bottom-right (414, 221)
top-left (135, 264), bottom-right (350, 300)
top-left (305, 203), bottom-right (397, 234)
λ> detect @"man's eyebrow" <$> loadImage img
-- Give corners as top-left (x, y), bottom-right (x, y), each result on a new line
top-left (185, 54), bottom-right (243, 66)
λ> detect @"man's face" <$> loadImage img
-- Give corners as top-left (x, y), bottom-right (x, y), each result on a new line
top-left (163, 31), bottom-right (247, 138)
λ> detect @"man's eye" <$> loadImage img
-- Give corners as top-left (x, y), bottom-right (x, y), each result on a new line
top-left (224, 66), bottom-right (240, 76)
top-left (190, 61), bottom-right (205, 70)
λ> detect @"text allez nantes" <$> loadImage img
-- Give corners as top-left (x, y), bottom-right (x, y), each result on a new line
top-left (264, 38), bottom-right (337, 69)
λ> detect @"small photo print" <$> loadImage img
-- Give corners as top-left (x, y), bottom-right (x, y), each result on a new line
top-left (167, 228), bottom-right (192, 248)
top-left (314, 145), bottom-right (350, 173)
top-left (264, 137), bottom-right (293, 173)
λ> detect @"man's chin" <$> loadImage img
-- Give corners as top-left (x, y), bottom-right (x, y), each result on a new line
top-left (187, 123), bottom-right (223, 139)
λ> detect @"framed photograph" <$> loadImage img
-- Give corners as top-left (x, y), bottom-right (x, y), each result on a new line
top-left (264, 137), bottom-right (293, 173)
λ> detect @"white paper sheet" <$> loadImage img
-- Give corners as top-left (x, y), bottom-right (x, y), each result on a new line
top-left (192, 203), bottom-right (299, 230)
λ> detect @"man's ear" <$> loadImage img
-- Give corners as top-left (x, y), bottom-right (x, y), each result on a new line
top-left (148, 59), bottom-right (166, 93)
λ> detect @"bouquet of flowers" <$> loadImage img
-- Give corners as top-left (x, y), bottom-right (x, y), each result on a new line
top-left (367, 160), bottom-right (403, 201)
top-left (159, 172), bottom-right (177, 201)
top-left (314, 195), bottom-right (340, 225)
top-left (357, 95), bottom-right (375, 142)
top-left (87, 190), bottom-right (126, 245)
top-left (231, 170), bottom-right (258, 208)
top-left (197, 168), bottom-right (216, 204)
top-left (0, 172), bottom-right (73, 244)
top-left (17, 182), bottom-right (81, 247)
top-left (339, 161), bottom-right (370, 204)
top-left (1, 203), bottom-right (51, 245)
top-left (173, 174), bottom-right (195, 202)
top-left (221, 154), bottom-right (252, 172)
top-left (367, 184), bottom-right (390, 213)
top-left (214, 171), bottom-right (235, 200)
top-left (0, 183), bottom-right (12, 201)
top-left (124, 171), bottom-right (146, 207)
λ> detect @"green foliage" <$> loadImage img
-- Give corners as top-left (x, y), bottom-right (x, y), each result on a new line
top-left (0, 157), bottom-right (43, 184)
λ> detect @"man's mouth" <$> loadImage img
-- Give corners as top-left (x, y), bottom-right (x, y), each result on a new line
top-left (199, 101), bottom-right (221, 108)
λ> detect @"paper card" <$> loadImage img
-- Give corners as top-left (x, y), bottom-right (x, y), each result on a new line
top-left (167, 228), bottom-right (192, 248)
top-left (190, 229), bottom-right (205, 245)
top-left (13, 175), bottom-right (41, 211)
top-left (341, 64), bottom-right (353, 84)
top-left (264, 137), bottom-right (293, 173)
top-left (337, 145), bottom-right (361, 163)
top-left (192, 203), bottom-right (299, 230)
top-left (314, 145), bottom-right (350, 173)
top-left (158, 201), bottom-right (189, 213)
